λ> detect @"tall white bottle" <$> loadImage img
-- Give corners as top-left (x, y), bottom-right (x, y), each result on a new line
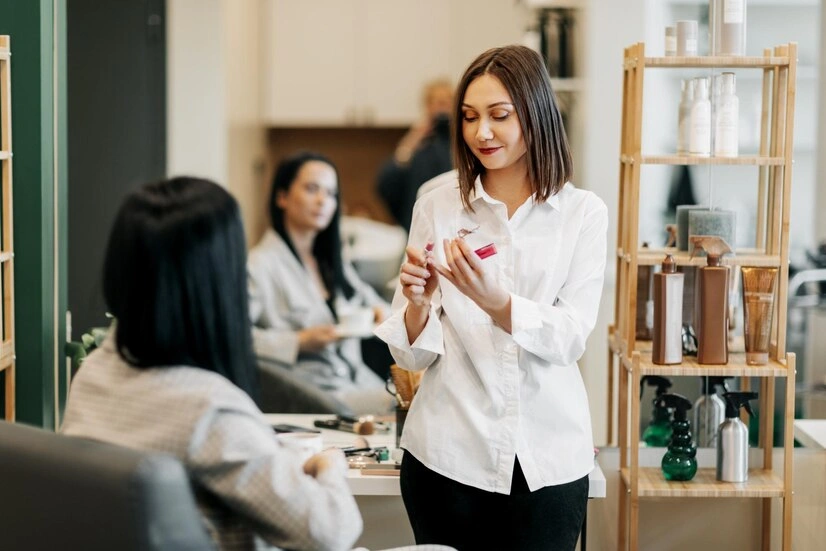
top-left (677, 79), bottom-right (695, 155)
top-left (714, 72), bottom-right (739, 157)
top-left (689, 78), bottom-right (711, 157)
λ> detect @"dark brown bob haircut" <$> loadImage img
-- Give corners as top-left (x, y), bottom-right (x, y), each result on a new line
top-left (453, 44), bottom-right (573, 211)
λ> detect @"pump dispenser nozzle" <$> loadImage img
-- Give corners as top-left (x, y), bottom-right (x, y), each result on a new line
top-left (690, 235), bottom-right (733, 267)
top-left (723, 391), bottom-right (758, 418)
top-left (640, 375), bottom-right (673, 399)
top-left (655, 393), bottom-right (697, 481)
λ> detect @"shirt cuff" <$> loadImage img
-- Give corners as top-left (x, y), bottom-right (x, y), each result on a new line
top-left (374, 304), bottom-right (445, 355)
top-left (510, 293), bottom-right (544, 339)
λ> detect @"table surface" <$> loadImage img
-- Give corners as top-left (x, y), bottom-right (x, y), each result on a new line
top-left (794, 419), bottom-right (826, 449)
top-left (264, 414), bottom-right (606, 498)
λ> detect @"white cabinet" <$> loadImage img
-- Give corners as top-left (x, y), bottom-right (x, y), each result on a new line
top-left (261, 0), bottom-right (359, 126)
top-left (261, 0), bottom-right (451, 126)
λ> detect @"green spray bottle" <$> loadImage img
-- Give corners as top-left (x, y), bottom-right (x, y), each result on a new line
top-left (641, 375), bottom-right (674, 447)
top-left (657, 393), bottom-right (697, 481)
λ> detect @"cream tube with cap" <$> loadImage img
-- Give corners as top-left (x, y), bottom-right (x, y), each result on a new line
top-left (652, 254), bottom-right (684, 365)
top-left (740, 266), bottom-right (778, 365)
top-left (690, 236), bottom-right (733, 365)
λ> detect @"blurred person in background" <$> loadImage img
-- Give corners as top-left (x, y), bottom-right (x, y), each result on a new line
top-left (377, 78), bottom-right (454, 232)
top-left (249, 151), bottom-right (394, 415)
top-left (62, 177), bottom-right (362, 550)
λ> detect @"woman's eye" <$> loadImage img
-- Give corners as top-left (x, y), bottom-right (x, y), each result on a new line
top-left (462, 113), bottom-right (478, 122)
top-left (492, 111), bottom-right (510, 121)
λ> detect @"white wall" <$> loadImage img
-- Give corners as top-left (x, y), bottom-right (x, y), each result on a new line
top-left (166, 0), bottom-right (228, 184)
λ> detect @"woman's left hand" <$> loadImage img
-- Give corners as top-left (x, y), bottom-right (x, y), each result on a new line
top-left (431, 238), bottom-right (511, 330)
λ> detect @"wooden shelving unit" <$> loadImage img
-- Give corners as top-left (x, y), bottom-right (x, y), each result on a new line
top-left (0, 36), bottom-right (15, 421)
top-left (609, 42), bottom-right (797, 550)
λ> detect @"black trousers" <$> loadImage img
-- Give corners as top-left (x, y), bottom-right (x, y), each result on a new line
top-left (400, 452), bottom-right (588, 551)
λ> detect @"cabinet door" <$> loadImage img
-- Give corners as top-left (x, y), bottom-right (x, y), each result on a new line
top-left (261, 0), bottom-right (358, 125)
top-left (360, 0), bottom-right (451, 126)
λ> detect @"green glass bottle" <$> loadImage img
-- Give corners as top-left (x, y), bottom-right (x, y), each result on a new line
top-left (657, 393), bottom-right (697, 481)
top-left (641, 375), bottom-right (673, 447)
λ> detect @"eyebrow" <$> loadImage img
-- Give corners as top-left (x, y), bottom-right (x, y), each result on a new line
top-left (461, 101), bottom-right (514, 109)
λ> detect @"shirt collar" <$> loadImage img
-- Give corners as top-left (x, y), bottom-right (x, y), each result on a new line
top-left (468, 175), bottom-right (563, 211)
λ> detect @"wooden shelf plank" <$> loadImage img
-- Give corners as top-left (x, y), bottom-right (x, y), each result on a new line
top-left (644, 56), bottom-right (789, 68)
top-left (0, 151), bottom-right (9, 160)
top-left (622, 350), bottom-right (788, 376)
top-left (632, 247), bottom-right (781, 267)
top-left (0, 251), bottom-right (12, 263)
top-left (640, 154), bottom-right (785, 166)
top-left (621, 467), bottom-right (785, 498)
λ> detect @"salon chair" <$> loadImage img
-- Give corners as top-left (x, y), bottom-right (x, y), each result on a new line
top-left (257, 357), bottom-right (355, 416)
top-left (0, 420), bottom-right (214, 551)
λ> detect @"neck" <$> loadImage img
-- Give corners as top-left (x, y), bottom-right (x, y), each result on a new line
top-left (481, 161), bottom-right (532, 212)
top-left (284, 223), bottom-right (317, 260)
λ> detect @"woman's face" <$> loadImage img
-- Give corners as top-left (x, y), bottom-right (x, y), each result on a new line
top-left (461, 74), bottom-right (527, 172)
top-left (277, 160), bottom-right (338, 234)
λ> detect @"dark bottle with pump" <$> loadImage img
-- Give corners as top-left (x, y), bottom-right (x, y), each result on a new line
top-left (641, 375), bottom-right (673, 447)
top-left (691, 236), bottom-right (732, 364)
top-left (717, 391), bottom-right (758, 482)
top-left (693, 376), bottom-right (731, 447)
top-left (657, 393), bottom-right (697, 481)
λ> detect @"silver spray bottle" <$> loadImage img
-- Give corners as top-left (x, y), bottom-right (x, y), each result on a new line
top-left (693, 376), bottom-right (730, 447)
top-left (717, 391), bottom-right (758, 482)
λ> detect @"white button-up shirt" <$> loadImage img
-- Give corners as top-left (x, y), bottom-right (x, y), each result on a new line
top-left (374, 176), bottom-right (608, 494)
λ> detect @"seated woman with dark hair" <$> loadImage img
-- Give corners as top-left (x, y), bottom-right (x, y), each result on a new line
top-left (248, 152), bottom-right (394, 415)
top-left (61, 177), bottom-right (362, 551)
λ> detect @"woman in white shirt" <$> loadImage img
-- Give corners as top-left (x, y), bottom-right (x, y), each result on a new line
top-left (62, 177), bottom-right (362, 550)
top-left (248, 152), bottom-right (393, 415)
top-left (375, 45), bottom-right (608, 550)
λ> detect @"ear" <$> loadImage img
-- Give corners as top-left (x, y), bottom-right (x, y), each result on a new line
top-left (275, 189), bottom-right (288, 210)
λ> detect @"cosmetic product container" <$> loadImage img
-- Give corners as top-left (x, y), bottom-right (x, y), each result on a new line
top-left (652, 254), bottom-right (684, 365)
top-left (717, 391), bottom-right (757, 482)
top-left (689, 77), bottom-right (711, 156)
top-left (657, 393), bottom-right (697, 481)
top-left (710, 0), bottom-right (747, 56)
top-left (688, 209), bottom-right (736, 255)
top-left (677, 79), bottom-right (695, 155)
top-left (641, 376), bottom-right (674, 447)
top-left (665, 26), bottom-right (677, 56)
top-left (676, 20), bottom-right (699, 56)
top-left (691, 236), bottom-right (732, 365)
top-left (676, 205), bottom-right (706, 251)
top-left (740, 266), bottom-right (778, 365)
top-left (693, 376), bottom-right (730, 447)
top-left (714, 72), bottom-right (739, 157)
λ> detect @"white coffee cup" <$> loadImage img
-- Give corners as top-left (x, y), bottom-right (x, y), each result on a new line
top-left (338, 307), bottom-right (375, 337)
top-left (277, 432), bottom-right (323, 462)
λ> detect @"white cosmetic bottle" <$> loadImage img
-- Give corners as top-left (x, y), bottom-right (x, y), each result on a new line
top-left (677, 79), bottom-right (695, 155)
top-left (689, 78), bottom-right (711, 157)
top-left (714, 72), bottom-right (739, 157)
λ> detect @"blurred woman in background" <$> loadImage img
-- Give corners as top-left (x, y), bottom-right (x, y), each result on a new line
top-left (249, 151), bottom-right (394, 415)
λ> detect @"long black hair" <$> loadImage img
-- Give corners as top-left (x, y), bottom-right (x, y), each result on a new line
top-left (102, 177), bottom-right (258, 398)
top-left (269, 151), bottom-right (355, 304)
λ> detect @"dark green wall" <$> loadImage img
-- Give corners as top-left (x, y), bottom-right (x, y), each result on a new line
top-left (0, 0), bottom-right (68, 429)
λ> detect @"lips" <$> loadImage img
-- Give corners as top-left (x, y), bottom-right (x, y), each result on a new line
top-left (478, 147), bottom-right (501, 156)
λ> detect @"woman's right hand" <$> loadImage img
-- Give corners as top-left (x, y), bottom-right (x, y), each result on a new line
top-left (400, 243), bottom-right (438, 308)
top-left (297, 325), bottom-right (339, 352)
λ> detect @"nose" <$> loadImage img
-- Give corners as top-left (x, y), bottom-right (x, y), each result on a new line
top-left (476, 120), bottom-right (493, 142)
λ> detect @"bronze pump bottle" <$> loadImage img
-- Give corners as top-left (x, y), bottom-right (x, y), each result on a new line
top-left (691, 236), bottom-right (732, 365)
top-left (652, 254), bottom-right (684, 365)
